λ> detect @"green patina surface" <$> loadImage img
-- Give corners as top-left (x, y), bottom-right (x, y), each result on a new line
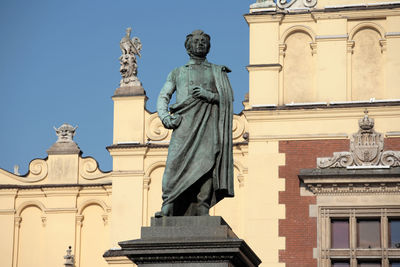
top-left (156, 30), bottom-right (234, 216)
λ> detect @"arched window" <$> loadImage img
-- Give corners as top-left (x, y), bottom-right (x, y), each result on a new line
top-left (283, 31), bottom-right (315, 104)
top-left (18, 206), bottom-right (45, 267)
top-left (351, 26), bottom-right (384, 101)
top-left (79, 204), bottom-right (108, 267)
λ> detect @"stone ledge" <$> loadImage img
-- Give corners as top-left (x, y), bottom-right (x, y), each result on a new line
top-left (113, 85), bottom-right (146, 97)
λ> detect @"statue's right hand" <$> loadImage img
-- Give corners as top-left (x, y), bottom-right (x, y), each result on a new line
top-left (162, 114), bottom-right (182, 129)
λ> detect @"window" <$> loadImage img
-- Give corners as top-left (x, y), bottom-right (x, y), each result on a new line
top-left (389, 219), bottom-right (400, 248)
top-left (358, 262), bottom-right (381, 267)
top-left (332, 261), bottom-right (350, 267)
top-left (320, 207), bottom-right (400, 267)
top-left (357, 219), bottom-right (381, 248)
top-left (332, 219), bottom-right (350, 248)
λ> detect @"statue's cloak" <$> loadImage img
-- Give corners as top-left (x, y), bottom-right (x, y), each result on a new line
top-left (161, 64), bottom-right (234, 208)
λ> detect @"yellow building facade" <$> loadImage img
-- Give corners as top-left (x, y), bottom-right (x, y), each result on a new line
top-left (1, 0), bottom-right (400, 267)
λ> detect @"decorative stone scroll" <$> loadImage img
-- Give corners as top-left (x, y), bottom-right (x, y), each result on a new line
top-left (250, 0), bottom-right (317, 10)
top-left (317, 111), bottom-right (400, 168)
top-left (276, 0), bottom-right (317, 9)
top-left (79, 157), bottom-right (111, 180)
top-left (146, 113), bottom-right (170, 141)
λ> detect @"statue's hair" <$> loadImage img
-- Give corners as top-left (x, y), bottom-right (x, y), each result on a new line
top-left (184, 30), bottom-right (211, 54)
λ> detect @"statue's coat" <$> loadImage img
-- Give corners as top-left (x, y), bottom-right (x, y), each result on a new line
top-left (157, 60), bottom-right (234, 209)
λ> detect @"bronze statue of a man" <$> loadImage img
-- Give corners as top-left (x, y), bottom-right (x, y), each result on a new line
top-left (157, 30), bottom-right (234, 216)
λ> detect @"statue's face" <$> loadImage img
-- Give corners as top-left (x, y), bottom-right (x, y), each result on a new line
top-left (188, 34), bottom-right (210, 58)
top-left (56, 129), bottom-right (74, 142)
top-left (120, 55), bottom-right (136, 78)
top-left (60, 129), bottom-right (73, 140)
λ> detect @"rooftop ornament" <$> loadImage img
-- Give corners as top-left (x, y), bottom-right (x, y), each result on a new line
top-left (63, 246), bottom-right (74, 267)
top-left (54, 123), bottom-right (77, 143)
top-left (119, 27), bottom-right (142, 88)
top-left (47, 123), bottom-right (81, 155)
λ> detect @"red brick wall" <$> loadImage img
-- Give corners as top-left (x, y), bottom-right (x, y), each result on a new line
top-left (278, 138), bottom-right (400, 267)
top-left (278, 139), bottom-right (349, 267)
top-left (385, 138), bottom-right (400, 151)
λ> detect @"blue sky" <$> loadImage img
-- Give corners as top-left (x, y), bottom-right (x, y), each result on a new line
top-left (0, 0), bottom-right (254, 173)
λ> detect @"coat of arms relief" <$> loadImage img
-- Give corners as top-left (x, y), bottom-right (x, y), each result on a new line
top-left (317, 111), bottom-right (400, 169)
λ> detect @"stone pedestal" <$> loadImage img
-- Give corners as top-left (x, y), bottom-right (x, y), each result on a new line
top-left (104, 216), bottom-right (261, 267)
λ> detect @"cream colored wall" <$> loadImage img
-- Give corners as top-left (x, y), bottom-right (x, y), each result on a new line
top-left (245, 8), bottom-right (400, 107)
top-left (242, 4), bottom-right (400, 266)
top-left (0, 151), bottom-right (112, 267)
top-left (107, 7), bottom-right (400, 266)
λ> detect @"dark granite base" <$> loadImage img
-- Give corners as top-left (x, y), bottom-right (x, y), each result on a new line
top-left (104, 216), bottom-right (261, 267)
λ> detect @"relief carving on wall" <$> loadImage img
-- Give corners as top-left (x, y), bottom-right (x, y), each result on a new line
top-left (146, 113), bottom-right (171, 142)
top-left (251, 0), bottom-right (317, 9)
top-left (276, 0), bottom-right (317, 9)
top-left (232, 115), bottom-right (246, 141)
top-left (317, 110), bottom-right (400, 169)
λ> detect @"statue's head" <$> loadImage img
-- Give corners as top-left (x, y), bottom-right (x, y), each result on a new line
top-left (185, 30), bottom-right (211, 58)
top-left (54, 123), bottom-right (77, 143)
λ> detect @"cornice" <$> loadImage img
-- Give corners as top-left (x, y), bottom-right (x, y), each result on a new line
top-left (244, 13), bottom-right (284, 24)
top-left (0, 182), bottom-right (111, 190)
top-left (244, 103), bottom-right (400, 122)
top-left (103, 256), bottom-right (131, 264)
top-left (111, 170), bottom-right (145, 177)
top-left (315, 34), bottom-right (348, 41)
top-left (246, 64), bottom-right (282, 71)
top-left (107, 141), bottom-right (248, 152)
top-left (251, 133), bottom-right (348, 142)
top-left (107, 143), bottom-right (168, 152)
top-left (245, 4), bottom-right (400, 23)
top-left (387, 131), bottom-right (400, 138)
top-left (299, 167), bottom-right (400, 195)
top-left (45, 208), bottom-right (78, 214)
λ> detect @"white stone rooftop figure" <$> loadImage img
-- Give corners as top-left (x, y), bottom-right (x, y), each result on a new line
top-left (54, 123), bottom-right (77, 143)
top-left (119, 27), bottom-right (142, 88)
top-left (47, 123), bottom-right (81, 155)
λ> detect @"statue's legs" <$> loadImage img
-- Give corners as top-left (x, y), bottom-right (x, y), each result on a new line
top-left (194, 176), bottom-right (213, 215)
top-left (183, 172), bottom-right (213, 216)
top-left (157, 171), bottom-right (214, 217)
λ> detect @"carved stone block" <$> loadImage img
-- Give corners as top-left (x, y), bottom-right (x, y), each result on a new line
top-left (103, 216), bottom-right (261, 267)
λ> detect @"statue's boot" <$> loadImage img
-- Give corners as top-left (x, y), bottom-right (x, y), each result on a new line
top-left (195, 204), bottom-right (210, 216)
top-left (155, 203), bottom-right (174, 217)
